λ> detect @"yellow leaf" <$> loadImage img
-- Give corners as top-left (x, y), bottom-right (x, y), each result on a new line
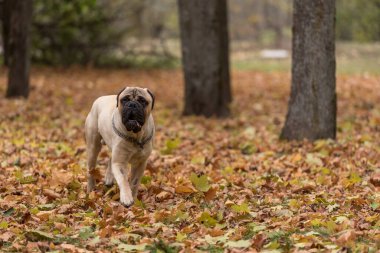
top-left (231, 203), bottom-right (250, 213)
top-left (190, 173), bottom-right (210, 192)
top-left (176, 232), bottom-right (187, 242)
top-left (191, 155), bottom-right (205, 165)
top-left (310, 219), bottom-right (322, 226)
top-left (289, 199), bottom-right (301, 210)
top-left (349, 171), bottom-right (362, 184)
top-left (199, 212), bottom-right (218, 227)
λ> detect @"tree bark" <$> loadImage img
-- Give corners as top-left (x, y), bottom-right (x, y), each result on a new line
top-left (281, 0), bottom-right (336, 140)
top-left (1, 0), bottom-right (12, 66)
top-left (6, 0), bottom-right (33, 98)
top-left (178, 0), bottom-right (231, 117)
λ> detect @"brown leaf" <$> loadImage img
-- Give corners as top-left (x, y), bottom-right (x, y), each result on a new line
top-left (54, 222), bottom-right (66, 231)
top-left (204, 187), bottom-right (217, 202)
top-left (60, 243), bottom-right (89, 253)
top-left (43, 189), bottom-right (61, 199)
top-left (0, 232), bottom-right (14, 241)
top-left (369, 173), bottom-right (380, 187)
top-left (57, 204), bottom-right (73, 214)
top-left (292, 184), bottom-right (315, 194)
top-left (336, 230), bottom-right (356, 246)
top-left (99, 226), bottom-right (112, 238)
top-left (252, 233), bottom-right (267, 250)
top-left (36, 211), bottom-right (54, 221)
top-left (50, 170), bottom-right (72, 187)
top-left (156, 191), bottom-right (173, 201)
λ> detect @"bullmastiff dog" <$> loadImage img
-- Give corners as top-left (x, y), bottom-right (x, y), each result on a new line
top-left (85, 86), bottom-right (155, 207)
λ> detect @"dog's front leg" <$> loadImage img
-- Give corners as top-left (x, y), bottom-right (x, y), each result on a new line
top-left (130, 160), bottom-right (147, 199)
top-left (112, 151), bottom-right (133, 207)
top-left (112, 162), bottom-right (134, 207)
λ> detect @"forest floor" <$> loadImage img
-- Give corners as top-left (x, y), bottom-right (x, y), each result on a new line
top-left (0, 68), bottom-right (379, 252)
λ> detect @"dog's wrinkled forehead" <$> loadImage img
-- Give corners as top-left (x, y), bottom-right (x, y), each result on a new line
top-left (121, 87), bottom-right (147, 99)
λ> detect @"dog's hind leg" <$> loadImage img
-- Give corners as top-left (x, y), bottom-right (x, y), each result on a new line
top-left (105, 159), bottom-right (114, 186)
top-left (85, 129), bottom-right (102, 193)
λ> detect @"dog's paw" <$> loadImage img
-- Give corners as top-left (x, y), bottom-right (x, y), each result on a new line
top-left (120, 191), bottom-right (134, 208)
top-left (121, 200), bottom-right (134, 208)
top-left (105, 169), bottom-right (114, 186)
top-left (104, 176), bottom-right (114, 187)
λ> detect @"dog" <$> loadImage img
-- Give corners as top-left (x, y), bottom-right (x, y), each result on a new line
top-left (85, 86), bottom-right (155, 207)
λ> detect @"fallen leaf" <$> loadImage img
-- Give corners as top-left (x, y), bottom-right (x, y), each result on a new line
top-left (231, 203), bottom-right (250, 213)
top-left (155, 191), bottom-right (173, 201)
top-left (204, 187), bottom-right (217, 202)
top-left (369, 173), bottom-right (380, 186)
top-left (208, 228), bottom-right (225, 237)
top-left (199, 212), bottom-right (218, 227)
top-left (190, 173), bottom-right (211, 192)
top-left (336, 230), bottom-right (356, 246)
top-left (25, 230), bottom-right (54, 242)
top-left (225, 239), bottom-right (251, 248)
top-left (175, 185), bottom-right (195, 194)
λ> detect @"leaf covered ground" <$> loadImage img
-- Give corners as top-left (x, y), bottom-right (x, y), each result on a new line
top-left (0, 68), bottom-right (379, 252)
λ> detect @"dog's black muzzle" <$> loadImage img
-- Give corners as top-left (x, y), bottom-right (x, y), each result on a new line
top-left (121, 101), bottom-right (145, 133)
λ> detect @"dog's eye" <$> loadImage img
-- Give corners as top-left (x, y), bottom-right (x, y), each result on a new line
top-left (137, 97), bottom-right (147, 105)
top-left (121, 97), bottom-right (129, 104)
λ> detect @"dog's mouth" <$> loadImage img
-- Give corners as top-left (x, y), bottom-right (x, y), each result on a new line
top-left (122, 109), bottom-right (145, 133)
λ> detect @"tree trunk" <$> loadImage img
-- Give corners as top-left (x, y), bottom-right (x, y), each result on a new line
top-left (281, 0), bottom-right (336, 140)
top-left (178, 0), bottom-right (231, 117)
top-left (1, 0), bottom-right (11, 66)
top-left (6, 0), bottom-right (33, 98)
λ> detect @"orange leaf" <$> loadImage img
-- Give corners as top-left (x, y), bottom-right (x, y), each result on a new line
top-left (175, 185), bottom-right (195, 194)
top-left (208, 228), bottom-right (224, 237)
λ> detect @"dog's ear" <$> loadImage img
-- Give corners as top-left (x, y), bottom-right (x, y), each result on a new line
top-left (116, 87), bottom-right (126, 107)
top-left (146, 89), bottom-right (155, 110)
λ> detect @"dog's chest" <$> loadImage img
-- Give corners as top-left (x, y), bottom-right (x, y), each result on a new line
top-left (128, 149), bottom-right (149, 164)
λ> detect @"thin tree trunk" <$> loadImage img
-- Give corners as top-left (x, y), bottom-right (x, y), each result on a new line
top-left (6, 0), bottom-right (33, 98)
top-left (178, 0), bottom-right (231, 117)
top-left (281, 0), bottom-right (336, 140)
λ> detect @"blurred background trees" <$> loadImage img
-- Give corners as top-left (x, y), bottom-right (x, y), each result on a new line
top-left (1, 0), bottom-right (379, 67)
top-left (30, 0), bottom-right (177, 66)
top-left (31, 0), bottom-right (124, 65)
top-left (336, 0), bottom-right (380, 42)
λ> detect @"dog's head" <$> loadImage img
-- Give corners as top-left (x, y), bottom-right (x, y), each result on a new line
top-left (116, 87), bottom-right (155, 133)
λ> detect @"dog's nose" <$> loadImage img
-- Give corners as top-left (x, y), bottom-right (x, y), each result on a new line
top-left (128, 102), bottom-right (137, 108)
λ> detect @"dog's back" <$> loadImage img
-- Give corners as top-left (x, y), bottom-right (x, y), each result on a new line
top-left (85, 95), bottom-right (116, 145)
